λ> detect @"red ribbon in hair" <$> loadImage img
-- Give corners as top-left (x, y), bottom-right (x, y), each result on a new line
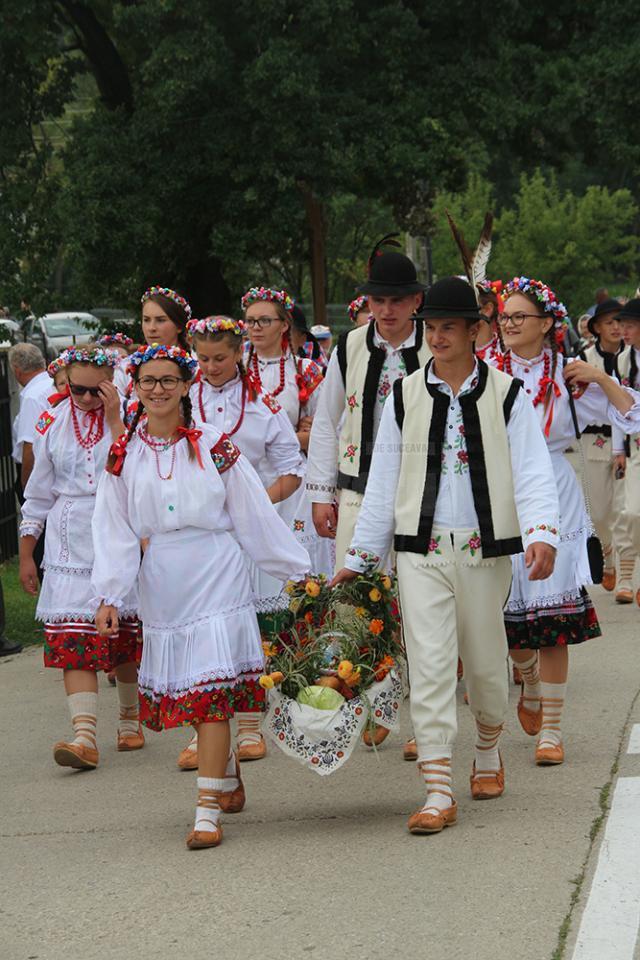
top-left (107, 434), bottom-right (129, 476)
top-left (540, 377), bottom-right (562, 437)
top-left (48, 385), bottom-right (70, 406)
top-left (177, 426), bottom-right (204, 469)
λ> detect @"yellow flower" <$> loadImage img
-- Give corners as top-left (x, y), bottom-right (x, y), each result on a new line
top-left (369, 588), bottom-right (382, 602)
top-left (381, 576), bottom-right (392, 591)
top-left (262, 641), bottom-right (277, 658)
top-left (305, 580), bottom-right (321, 598)
top-left (355, 606), bottom-right (366, 618)
top-left (285, 582), bottom-right (296, 596)
top-left (338, 660), bottom-right (354, 680)
top-left (258, 675), bottom-right (275, 689)
top-left (345, 669), bottom-right (361, 688)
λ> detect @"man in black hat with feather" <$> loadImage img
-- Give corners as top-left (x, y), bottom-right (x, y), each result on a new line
top-left (333, 277), bottom-right (559, 835)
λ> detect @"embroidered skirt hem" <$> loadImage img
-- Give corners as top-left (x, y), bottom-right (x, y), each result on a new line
top-left (505, 588), bottom-right (601, 649)
top-left (43, 618), bottom-right (141, 670)
top-left (139, 673), bottom-right (265, 730)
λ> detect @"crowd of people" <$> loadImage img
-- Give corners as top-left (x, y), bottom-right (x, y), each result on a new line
top-left (6, 240), bottom-right (640, 849)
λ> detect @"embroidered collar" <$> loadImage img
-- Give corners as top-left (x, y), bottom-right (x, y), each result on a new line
top-left (427, 359), bottom-right (480, 398)
top-left (508, 349), bottom-right (547, 367)
top-left (256, 350), bottom-right (292, 366)
top-left (372, 325), bottom-right (416, 353)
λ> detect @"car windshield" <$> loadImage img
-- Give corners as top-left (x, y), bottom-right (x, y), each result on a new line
top-left (43, 315), bottom-right (92, 337)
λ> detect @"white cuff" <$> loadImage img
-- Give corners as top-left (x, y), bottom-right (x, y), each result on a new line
top-left (306, 482), bottom-right (336, 504)
top-left (522, 526), bottom-right (559, 551)
top-left (343, 547), bottom-right (381, 573)
top-left (19, 519), bottom-right (44, 538)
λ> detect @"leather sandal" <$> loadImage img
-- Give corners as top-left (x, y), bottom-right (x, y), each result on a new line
top-left (238, 734), bottom-right (267, 761)
top-left (615, 586), bottom-right (634, 604)
top-left (177, 745), bottom-right (199, 770)
top-left (602, 569), bottom-right (616, 592)
top-left (517, 684), bottom-right (543, 736)
top-left (403, 738), bottom-right (418, 761)
top-left (186, 826), bottom-right (223, 850)
top-left (53, 741), bottom-right (99, 770)
top-left (470, 756), bottom-right (505, 800)
top-left (535, 741), bottom-right (564, 765)
top-left (408, 801), bottom-right (458, 834)
top-left (363, 724), bottom-right (391, 747)
top-left (117, 725), bottom-right (145, 751)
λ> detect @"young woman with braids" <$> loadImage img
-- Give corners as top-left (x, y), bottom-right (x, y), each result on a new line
top-left (92, 344), bottom-right (309, 850)
top-left (174, 315), bottom-right (305, 768)
top-left (486, 277), bottom-right (640, 766)
top-left (18, 347), bottom-right (141, 772)
top-left (242, 286), bottom-right (334, 575)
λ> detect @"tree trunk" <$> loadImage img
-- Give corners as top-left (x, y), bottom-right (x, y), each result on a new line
top-left (298, 181), bottom-right (326, 325)
top-left (183, 255), bottom-right (232, 318)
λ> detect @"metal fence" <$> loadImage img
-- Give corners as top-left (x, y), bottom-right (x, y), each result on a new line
top-left (0, 350), bottom-right (18, 562)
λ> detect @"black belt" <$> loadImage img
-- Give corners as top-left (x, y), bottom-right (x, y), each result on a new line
top-left (582, 424), bottom-right (611, 437)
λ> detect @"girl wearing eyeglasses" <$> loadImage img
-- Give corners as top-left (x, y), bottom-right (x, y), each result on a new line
top-left (242, 286), bottom-right (334, 574)
top-left (18, 347), bottom-right (142, 773)
top-left (172, 314), bottom-right (305, 768)
top-left (92, 344), bottom-right (309, 849)
top-left (486, 278), bottom-right (640, 766)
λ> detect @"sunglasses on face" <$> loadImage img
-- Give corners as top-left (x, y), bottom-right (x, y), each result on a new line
top-left (68, 381), bottom-right (103, 398)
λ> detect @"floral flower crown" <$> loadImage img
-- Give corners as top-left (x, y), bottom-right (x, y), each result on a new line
top-left (141, 285), bottom-right (192, 320)
top-left (241, 286), bottom-right (295, 313)
top-left (97, 332), bottom-right (134, 348)
top-left (187, 316), bottom-right (246, 338)
top-left (478, 279), bottom-right (504, 314)
top-left (48, 347), bottom-right (119, 375)
top-left (503, 277), bottom-right (569, 328)
top-left (348, 295), bottom-right (368, 323)
top-left (126, 343), bottom-right (198, 378)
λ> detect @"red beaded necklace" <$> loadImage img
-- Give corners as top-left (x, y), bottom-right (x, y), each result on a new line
top-left (138, 425), bottom-right (179, 481)
top-left (69, 400), bottom-right (104, 449)
top-left (198, 376), bottom-right (247, 436)
top-left (502, 350), bottom-right (552, 408)
top-left (250, 349), bottom-right (287, 397)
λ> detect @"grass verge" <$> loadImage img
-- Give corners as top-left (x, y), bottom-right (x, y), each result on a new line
top-left (1, 557), bottom-right (41, 647)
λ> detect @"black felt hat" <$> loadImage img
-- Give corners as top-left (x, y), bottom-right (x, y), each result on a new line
top-left (588, 297), bottom-right (622, 336)
top-left (358, 234), bottom-right (428, 296)
top-left (290, 304), bottom-right (309, 334)
top-left (615, 298), bottom-right (640, 322)
top-left (415, 276), bottom-right (482, 320)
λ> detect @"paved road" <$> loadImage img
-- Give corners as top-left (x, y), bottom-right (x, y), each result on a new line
top-left (1, 584), bottom-right (638, 960)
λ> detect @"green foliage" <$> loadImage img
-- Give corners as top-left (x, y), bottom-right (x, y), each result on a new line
top-left (430, 170), bottom-right (639, 315)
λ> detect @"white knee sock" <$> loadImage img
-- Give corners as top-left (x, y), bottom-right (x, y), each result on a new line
top-left (194, 777), bottom-right (224, 832)
top-left (116, 680), bottom-right (139, 736)
top-left (186, 730), bottom-right (198, 752)
top-left (538, 681), bottom-right (566, 748)
top-left (67, 691), bottom-right (98, 749)
top-left (474, 720), bottom-right (503, 775)
top-left (418, 757), bottom-right (453, 812)
top-left (619, 558), bottom-right (635, 588)
top-left (236, 713), bottom-right (262, 745)
top-left (516, 653), bottom-right (541, 712)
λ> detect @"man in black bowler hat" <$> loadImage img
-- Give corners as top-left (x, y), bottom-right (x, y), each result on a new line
top-left (333, 277), bottom-right (559, 835)
top-left (307, 236), bottom-right (430, 752)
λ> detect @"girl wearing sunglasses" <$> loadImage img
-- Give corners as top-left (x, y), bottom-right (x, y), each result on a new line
top-left (18, 347), bottom-right (141, 772)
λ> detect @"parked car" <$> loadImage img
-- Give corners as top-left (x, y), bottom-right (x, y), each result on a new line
top-left (23, 312), bottom-right (98, 363)
top-left (0, 317), bottom-right (21, 345)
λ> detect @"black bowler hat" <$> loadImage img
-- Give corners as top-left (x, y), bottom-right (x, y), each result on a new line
top-left (416, 276), bottom-right (482, 320)
top-left (615, 298), bottom-right (640, 322)
top-left (588, 297), bottom-right (622, 336)
top-left (290, 304), bottom-right (309, 334)
top-left (358, 234), bottom-right (428, 296)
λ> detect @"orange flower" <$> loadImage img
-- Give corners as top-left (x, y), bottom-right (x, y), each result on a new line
top-left (304, 610), bottom-right (314, 623)
top-left (344, 669), bottom-right (361, 688)
top-left (374, 655), bottom-right (395, 681)
top-left (305, 580), bottom-right (321, 598)
top-left (338, 660), bottom-right (354, 679)
top-left (369, 619), bottom-right (384, 635)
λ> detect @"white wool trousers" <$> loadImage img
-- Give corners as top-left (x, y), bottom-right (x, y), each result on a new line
top-left (397, 528), bottom-right (513, 761)
top-left (584, 457), bottom-right (634, 560)
top-left (334, 489), bottom-right (364, 574)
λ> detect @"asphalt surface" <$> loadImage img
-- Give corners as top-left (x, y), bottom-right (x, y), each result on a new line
top-left (1, 583), bottom-right (638, 960)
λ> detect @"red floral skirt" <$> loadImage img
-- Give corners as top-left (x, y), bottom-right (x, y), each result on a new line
top-left (139, 673), bottom-right (265, 732)
top-left (43, 618), bottom-right (141, 671)
top-left (505, 589), bottom-right (601, 649)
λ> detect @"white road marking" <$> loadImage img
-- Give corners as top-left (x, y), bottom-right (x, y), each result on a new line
top-left (571, 777), bottom-right (640, 960)
top-left (627, 724), bottom-right (640, 755)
